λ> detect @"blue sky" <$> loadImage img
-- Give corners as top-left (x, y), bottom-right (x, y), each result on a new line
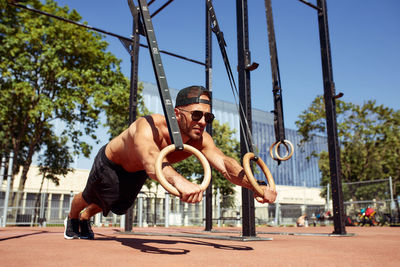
top-left (50, 0), bottom-right (400, 131)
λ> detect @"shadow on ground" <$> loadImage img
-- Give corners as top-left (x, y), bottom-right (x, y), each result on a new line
top-left (95, 232), bottom-right (254, 255)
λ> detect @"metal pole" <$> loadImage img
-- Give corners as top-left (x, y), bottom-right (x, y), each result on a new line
top-left (164, 192), bottom-right (169, 227)
top-left (0, 155), bottom-right (6, 188)
top-left (389, 177), bottom-right (395, 213)
top-left (2, 152), bottom-right (14, 227)
top-left (138, 196), bottom-right (143, 227)
top-left (317, 0), bottom-right (346, 234)
top-left (326, 183), bottom-right (330, 211)
top-left (204, 0), bottom-right (213, 232)
top-left (217, 187), bottom-right (221, 227)
top-left (236, 0), bottom-right (256, 237)
top-left (274, 197), bottom-right (279, 226)
top-left (125, 0), bottom-right (141, 232)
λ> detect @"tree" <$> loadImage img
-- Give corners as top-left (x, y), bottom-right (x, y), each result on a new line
top-left (103, 80), bottom-right (149, 139)
top-left (296, 96), bottom-right (400, 202)
top-left (0, 0), bottom-right (131, 195)
top-left (33, 134), bottom-right (73, 223)
top-left (172, 120), bottom-right (240, 207)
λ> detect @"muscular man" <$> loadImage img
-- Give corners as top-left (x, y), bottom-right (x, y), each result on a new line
top-left (64, 85), bottom-right (277, 239)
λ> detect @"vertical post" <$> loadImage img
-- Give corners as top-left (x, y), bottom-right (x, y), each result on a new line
top-left (0, 155), bottom-right (6, 188)
top-left (236, 0), bottom-right (256, 237)
top-left (204, 0), bottom-right (213, 232)
top-left (138, 196), bottom-right (143, 227)
top-left (164, 192), bottom-right (169, 227)
top-left (217, 187), bottom-right (221, 227)
top-left (125, 3), bottom-right (141, 233)
top-left (274, 197), bottom-right (279, 226)
top-left (317, 0), bottom-right (346, 234)
top-left (326, 183), bottom-right (330, 211)
top-left (2, 152), bottom-right (14, 227)
top-left (389, 177), bottom-right (395, 214)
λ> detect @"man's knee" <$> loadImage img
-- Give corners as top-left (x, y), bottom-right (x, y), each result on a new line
top-left (110, 202), bottom-right (133, 215)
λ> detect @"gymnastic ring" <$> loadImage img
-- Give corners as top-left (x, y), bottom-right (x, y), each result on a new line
top-left (269, 140), bottom-right (294, 161)
top-left (243, 152), bottom-right (276, 197)
top-left (155, 144), bottom-right (211, 197)
top-left (269, 141), bottom-right (289, 159)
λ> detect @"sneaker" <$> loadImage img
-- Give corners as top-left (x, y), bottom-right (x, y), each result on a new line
top-left (64, 217), bottom-right (80, 240)
top-left (79, 219), bottom-right (94, 240)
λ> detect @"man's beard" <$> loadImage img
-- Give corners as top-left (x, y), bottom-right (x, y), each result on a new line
top-left (179, 121), bottom-right (202, 141)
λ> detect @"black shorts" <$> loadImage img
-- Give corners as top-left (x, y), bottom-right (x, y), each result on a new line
top-left (82, 145), bottom-right (148, 216)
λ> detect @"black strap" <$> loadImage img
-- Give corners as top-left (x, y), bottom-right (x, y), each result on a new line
top-left (265, 0), bottom-right (286, 163)
top-left (137, 0), bottom-right (183, 150)
top-left (206, 0), bottom-right (258, 157)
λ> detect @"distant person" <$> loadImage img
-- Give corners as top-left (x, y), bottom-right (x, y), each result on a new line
top-left (297, 214), bottom-right (308, 227)
top-left (64, 86), bottom-right (277, 239)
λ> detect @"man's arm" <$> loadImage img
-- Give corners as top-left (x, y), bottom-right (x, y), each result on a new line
top-left (132, 117), bottom-right (204, 203)
top-left (200, 132), bottom-right (277, 203)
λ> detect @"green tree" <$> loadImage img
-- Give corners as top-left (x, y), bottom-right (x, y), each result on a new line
top-left (296, 96), bottom-right (400, 202)
top-left (172, 120), bottom-right (240, 207)
top-left (103, 80), bottom-right (149, 139)
top-left (0, 0), bottom-right (132, 194)
top-left (33, 134), bottom-right (73, 223)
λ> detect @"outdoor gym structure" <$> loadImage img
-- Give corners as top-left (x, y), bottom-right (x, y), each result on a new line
top-left (9, 0), bottom-right (347, 237)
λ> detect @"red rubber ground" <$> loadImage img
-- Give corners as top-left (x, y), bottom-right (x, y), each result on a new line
top-left (0, 226), bottom-right (398, 266)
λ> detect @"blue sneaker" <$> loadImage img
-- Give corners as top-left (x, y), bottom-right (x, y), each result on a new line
top-left (64, 217), bottom-right (80, 239)
top-left (79, 220), bottom-right (94, 240)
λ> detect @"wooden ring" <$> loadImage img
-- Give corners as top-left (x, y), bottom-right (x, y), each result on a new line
top-left (269, 140), bottom-right (294, 161)
top-left (243, 152), bottom-right (276, 197)
top-left (155, 144), bottom-right (211, 197)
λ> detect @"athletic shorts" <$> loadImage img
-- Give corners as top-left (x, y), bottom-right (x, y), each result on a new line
top-left (82, 145), bottom-right (148, 216)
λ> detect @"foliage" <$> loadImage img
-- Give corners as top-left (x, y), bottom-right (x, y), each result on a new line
top-left (296, 96), bottom-right (400, 201)
top-left (103, 80), bottom-right (149, 139)
top-left (0, 0), bottom-right (132, 192)
top-left (37, 134), bottom-right (74, 185)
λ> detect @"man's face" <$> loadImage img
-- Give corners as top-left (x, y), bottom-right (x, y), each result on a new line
top-left (175, 94), bottom-right (213, 141)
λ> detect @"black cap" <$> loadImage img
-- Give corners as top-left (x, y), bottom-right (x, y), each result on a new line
top-left (175, 86), bottom-right (211, 107)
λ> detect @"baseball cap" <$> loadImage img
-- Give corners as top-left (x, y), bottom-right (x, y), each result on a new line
top-left (175, 86), bottom-right (211, 107)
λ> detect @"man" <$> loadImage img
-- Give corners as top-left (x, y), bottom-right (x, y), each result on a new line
top-left (64, 85), bottom-right (277, 239)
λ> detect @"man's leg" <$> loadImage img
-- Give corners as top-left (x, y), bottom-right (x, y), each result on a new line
top-left (64, 192), bottom-right (87, 239)
top-left (69, 192), bottom-right (89, 219)
top-left (79, 203), bottom-right (102, 240)
top-left (65, 193), bottom-right (102, 240)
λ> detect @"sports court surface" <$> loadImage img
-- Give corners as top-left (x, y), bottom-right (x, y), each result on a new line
top-left (0, 226), bottom-right (398, 266)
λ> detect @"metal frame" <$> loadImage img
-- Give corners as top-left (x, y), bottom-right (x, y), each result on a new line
top-left (8, 0), bottom-right (347, 237)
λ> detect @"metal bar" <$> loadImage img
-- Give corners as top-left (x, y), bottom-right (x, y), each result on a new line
top-left (2, 152), bottom-right (14, 227)
top-left (9, 3), bottom-right (206, 66)
top-left (148, 0), bottom-right (156, 6)
top-left (316, 0), bottom-right (346, 235)
top-left (125, 0), bottom-right (142, 233)
top-left (298, 0), bottom-right (322, 11)
top-left (10, 3), bottom-right (133, 42)
top-left (139, 44), bottom-right (206, 66)
top-left (137, 0), bottom-right (183, 149)
top-left (236, 0), bottom-right (256, 237)
top-left (151, 0), bottom-right (174, 18)
top-left (0, 155), bottom-right (6, 189)
top-left (204, 0), bottom-right (213, 232)
top-left (343, 178), bottom-right (390, 186)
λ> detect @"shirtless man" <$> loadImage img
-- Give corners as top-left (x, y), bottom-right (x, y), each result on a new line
top-left (64, 85), bottom-right (277, 239)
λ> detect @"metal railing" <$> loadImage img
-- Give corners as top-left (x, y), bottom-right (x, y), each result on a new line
top-left (0, 190), bottom-right (329, 227)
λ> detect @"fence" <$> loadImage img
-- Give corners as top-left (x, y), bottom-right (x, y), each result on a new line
top-left (0, 190), bottom-right (327, 227)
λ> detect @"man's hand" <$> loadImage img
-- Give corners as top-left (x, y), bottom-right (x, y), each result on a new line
top-left (174, 177), bottom-right (204, 203)
top-left (254, 185), bottom-right (277, 204)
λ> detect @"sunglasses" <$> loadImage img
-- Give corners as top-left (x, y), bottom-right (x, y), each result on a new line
top-left (178, 108), bottom-right (215, 124)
